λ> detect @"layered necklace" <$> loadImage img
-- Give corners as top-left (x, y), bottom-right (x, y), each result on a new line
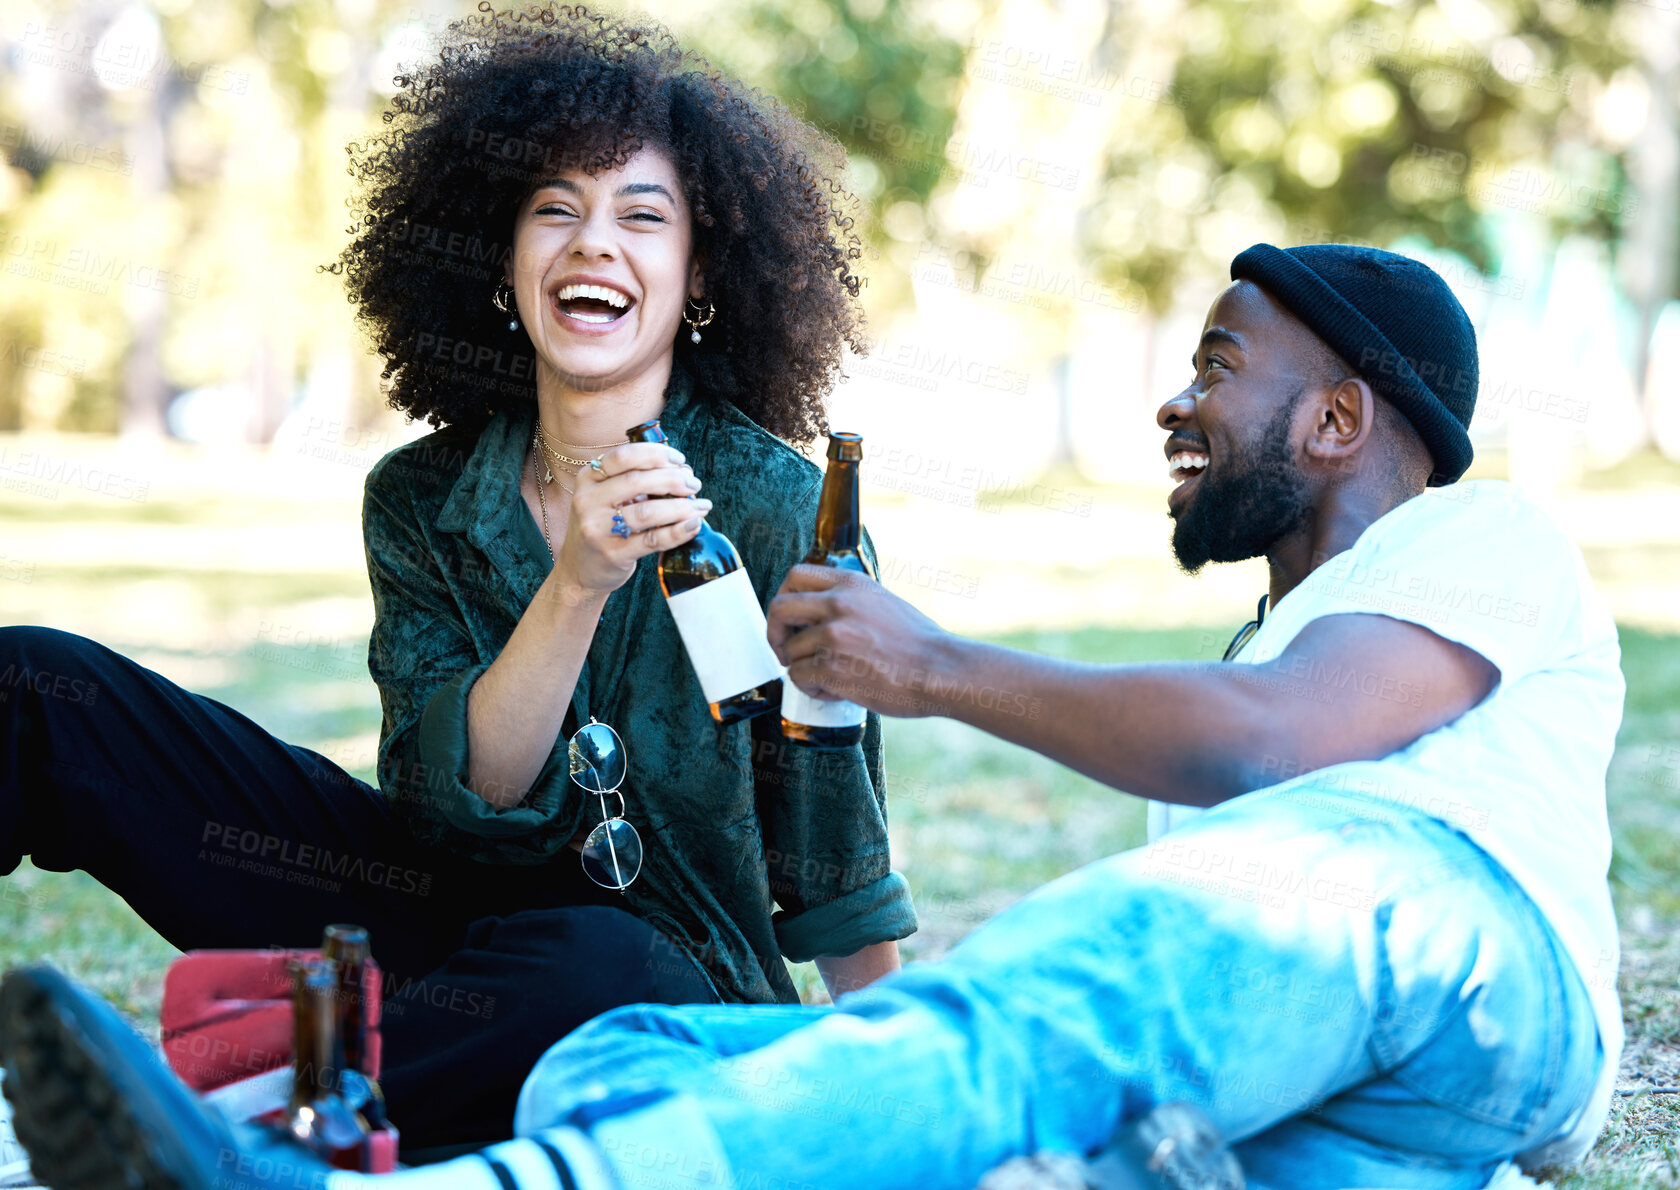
top-left (529, 421), bottom-right (630, 560)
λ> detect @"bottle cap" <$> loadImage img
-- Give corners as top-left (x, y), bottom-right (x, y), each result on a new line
top-left (826, 432), bottom-right (863, 462)
top-left (322, 924), bottom-right (370, 964)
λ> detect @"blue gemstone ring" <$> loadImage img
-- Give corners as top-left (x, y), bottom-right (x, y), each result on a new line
top-left (611, 512), bottom-right (631, 539)
top-left (586, 457), bottom-right (606, 473)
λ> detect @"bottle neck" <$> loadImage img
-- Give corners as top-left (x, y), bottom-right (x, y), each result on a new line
top-left (812, 460), bottom-right (861, 554)
top-left (626, 420), bottom-right (667, 445)
top-left (291, 966), bottom-right (347, 1106)
top-left (332, 956), bottom-right (368, 1073)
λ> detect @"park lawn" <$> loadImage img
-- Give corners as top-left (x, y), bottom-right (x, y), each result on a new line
top-left (0, 617), bottom-right (1677, 1186)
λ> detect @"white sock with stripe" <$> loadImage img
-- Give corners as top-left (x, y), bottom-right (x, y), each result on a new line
top-left (318, 1126), bottom-right (617, 1190)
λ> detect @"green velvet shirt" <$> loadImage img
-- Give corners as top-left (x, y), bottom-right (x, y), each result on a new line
top-left (360, 369), bottom-right (917, 1004)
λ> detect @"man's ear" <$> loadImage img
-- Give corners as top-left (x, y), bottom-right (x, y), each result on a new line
top-left (1303, 375), bottom-right (1376, 476)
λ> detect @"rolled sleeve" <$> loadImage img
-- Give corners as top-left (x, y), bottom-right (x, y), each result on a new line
top-left (772, 869), bottom-right (917, 962)
top-left (405, 664), bottom-right (574, 852)
top-left (364, 465), bottom-right (578, 863)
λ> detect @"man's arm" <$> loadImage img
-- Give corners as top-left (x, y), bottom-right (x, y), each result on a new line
top-left (767, 567), bottom-right (1498, 807)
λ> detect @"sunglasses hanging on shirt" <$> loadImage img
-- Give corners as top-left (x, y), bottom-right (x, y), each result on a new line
top-left (1221, 594), bottom-right (1269, 662)
top-left (567, 718), bottom-right (643, 890)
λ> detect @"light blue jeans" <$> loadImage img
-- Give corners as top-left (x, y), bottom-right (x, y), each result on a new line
top-left (514, 787), bottom-right (1601, 1190)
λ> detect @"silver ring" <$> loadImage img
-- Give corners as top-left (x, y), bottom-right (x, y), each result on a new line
top-left (586, 457), bottom-right (605, 474)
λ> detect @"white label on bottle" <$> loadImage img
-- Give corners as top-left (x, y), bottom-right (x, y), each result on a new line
top-left (665, 568), bottom-right (786, 704)
top-left (782, 681), bottom-right (866, 729)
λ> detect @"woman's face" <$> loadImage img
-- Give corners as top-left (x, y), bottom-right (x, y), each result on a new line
top-left (508, 146), bottom-right (700, 395)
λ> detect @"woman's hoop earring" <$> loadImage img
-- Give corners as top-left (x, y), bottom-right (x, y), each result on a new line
top-left (492, 282), bottom-right (519, 331)
top-left (683, 298), bottom-right (715, 345)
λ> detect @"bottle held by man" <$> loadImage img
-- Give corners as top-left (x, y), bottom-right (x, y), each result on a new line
top-left (626, 419), bottom-right (784, 724)
top-left (283, 958), bottom-right (371, 1170)
top-left (320, 924), bottom-right (386, 1131)
top-left (782, 432), bottom-right (874, 749)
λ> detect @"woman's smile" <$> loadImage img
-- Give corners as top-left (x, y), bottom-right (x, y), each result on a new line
top-left (548, 275), bottom-right (638, 337)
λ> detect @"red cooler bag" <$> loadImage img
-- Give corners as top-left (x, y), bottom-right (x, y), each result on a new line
top-left (160, 949), bottom-right (398, 1171)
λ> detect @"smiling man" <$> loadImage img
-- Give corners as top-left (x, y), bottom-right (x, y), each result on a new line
top-left (0, 245), bottom-right (1625, 1190)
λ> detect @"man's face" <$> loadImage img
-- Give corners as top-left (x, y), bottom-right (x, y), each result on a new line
top-left (1156, 281), bottom-right (1319, 575)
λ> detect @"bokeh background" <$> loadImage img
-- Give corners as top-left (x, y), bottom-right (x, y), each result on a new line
top-left (2, 0), bottom-right (1678, 1183)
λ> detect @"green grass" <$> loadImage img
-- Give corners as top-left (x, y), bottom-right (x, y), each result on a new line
top-left (2, 603), bottom-right (1678, 1184)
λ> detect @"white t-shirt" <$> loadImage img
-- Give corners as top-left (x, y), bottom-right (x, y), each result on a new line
top-left (1147, 480), bottom-right (1625, 1164)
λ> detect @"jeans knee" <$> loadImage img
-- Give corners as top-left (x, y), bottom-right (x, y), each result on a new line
top-left (571, 1001), bottom-right (694, 1047)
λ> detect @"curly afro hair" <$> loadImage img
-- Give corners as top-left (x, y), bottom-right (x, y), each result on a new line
top-left (328, 2), bottom-right (867, 445)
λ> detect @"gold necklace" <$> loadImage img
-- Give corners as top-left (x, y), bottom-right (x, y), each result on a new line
top-left (532, 432), bottom-right (584, 486)
top-left (535, 422), bottom-right (626, 470)
top-left (532, 433), bottom-right (571, 560)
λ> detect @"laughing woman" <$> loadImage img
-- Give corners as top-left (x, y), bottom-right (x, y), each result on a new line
top-left (0, 2), bottom-right (913, 1160)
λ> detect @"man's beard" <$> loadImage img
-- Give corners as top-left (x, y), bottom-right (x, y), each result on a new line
top-left (1171, 389), bottom-right (1312, 575)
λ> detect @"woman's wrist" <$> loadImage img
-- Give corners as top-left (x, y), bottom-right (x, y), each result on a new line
top-left (533, 565), bottom-right (612, 620)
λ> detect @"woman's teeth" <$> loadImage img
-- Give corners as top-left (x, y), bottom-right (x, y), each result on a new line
top-left (1169, 451), bottom-right (1209, 482)
top-left (555, 283), bottom-right (630, 308)
top-left (553, 283), bottom-right (633, 325)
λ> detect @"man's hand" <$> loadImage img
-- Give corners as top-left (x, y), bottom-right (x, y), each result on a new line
top-left (766, 565), bottom-right (954, 718)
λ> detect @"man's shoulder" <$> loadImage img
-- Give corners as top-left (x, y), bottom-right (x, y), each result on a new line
top-left (1368, 479), bottom-right (1570, 556)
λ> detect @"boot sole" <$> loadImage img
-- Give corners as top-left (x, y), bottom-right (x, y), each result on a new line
top-left (0, 967), bottom-right (185, 1190)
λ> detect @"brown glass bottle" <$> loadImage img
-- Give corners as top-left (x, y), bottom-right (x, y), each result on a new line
top-left (284, 958), bottom-right (371, 1170)
top-left (782, 433), bottom-right (875, 748)
top-left (627, 419), bottom-right (783, 725)
top-left (321, 924), bottom-right (386, 1131)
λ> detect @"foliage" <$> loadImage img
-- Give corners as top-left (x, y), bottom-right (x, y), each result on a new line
top-left (1085, 0), bottom-right (1639, 312)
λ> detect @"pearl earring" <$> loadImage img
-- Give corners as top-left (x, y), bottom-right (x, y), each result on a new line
top-left (683, 298), bottom-right (715, 344)
top-left (492, 282), bottom-right (519, 331)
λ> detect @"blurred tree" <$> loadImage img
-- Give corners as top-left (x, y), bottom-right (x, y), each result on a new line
top-left (730, 0), bottom-right (967, 224)
top-left (1082, 0), bottom-right (1640, 316)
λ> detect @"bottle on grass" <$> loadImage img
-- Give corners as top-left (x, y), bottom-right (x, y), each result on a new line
top-left (283, 958), bottom-right (370, 1171)
top-left (320, 924), bottom-right (386, 1132)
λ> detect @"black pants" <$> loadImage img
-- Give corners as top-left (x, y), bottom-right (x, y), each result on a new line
top-left (0, 626), bottom-right (717, 1153)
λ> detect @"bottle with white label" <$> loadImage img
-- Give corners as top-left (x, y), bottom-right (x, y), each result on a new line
top-left (782, 432), bottom-right (873, 749)
top-left (626, 419), bottom-right (784, 725)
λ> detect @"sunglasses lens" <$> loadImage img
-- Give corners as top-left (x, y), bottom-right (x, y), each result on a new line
top-left (569, 721), bottom-right (626, 793)
top-left (581, 818), bottom-right (643, 890)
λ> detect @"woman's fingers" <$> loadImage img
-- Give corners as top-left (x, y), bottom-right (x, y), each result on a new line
top-left (585, 442), bottom-right (687, 480)
top-left (594, 496), bottom-right (710, 541)
top-left (583, 464), bottom-right (701, 507)
top-left (637, 515), bottom-right (706, 553)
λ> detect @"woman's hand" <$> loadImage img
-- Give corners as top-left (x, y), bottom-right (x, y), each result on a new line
top-left (552, 441), bottom-right (710, 593)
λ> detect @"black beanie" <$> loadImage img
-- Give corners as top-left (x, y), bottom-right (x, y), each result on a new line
top-left (1229, 243), bottom-right (1478, 485)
